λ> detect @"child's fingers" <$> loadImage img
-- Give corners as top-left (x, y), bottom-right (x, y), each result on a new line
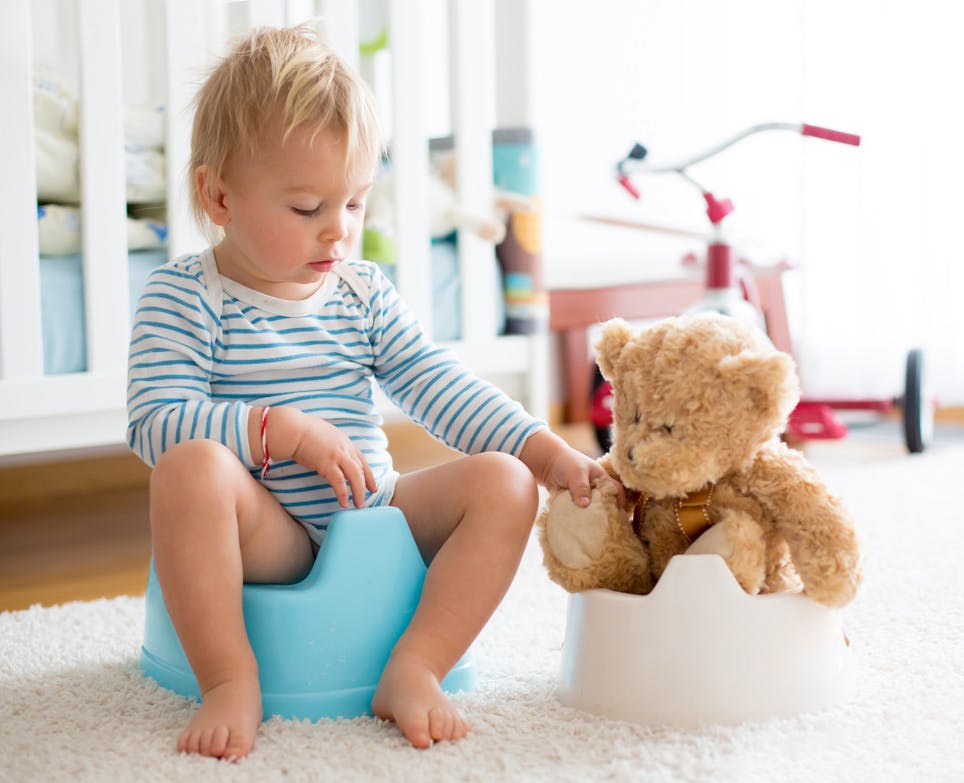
top-left (340, 454), bottom-right (370, 509)
top-left (591, 466), bottom-right (626, 508)
top-left (563, 461), bottom-right (596, 507)
top-left (569, 477), bottom-right (592, 508)
top-left (325, 470), bottom-right (351, 508)
top-left (361, 455), bottom-right (377, 493)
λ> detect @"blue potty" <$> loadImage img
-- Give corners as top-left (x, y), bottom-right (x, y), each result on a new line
top-left (140, 507), bottom-right (477, 719)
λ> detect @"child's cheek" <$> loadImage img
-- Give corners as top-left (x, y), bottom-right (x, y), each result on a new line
top-left (261, 219), bottom-right (299, 254)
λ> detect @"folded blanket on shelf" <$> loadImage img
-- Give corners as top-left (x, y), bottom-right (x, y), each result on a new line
top-left (40, 248), bottom-right (167, 375)
top-left (37, 204), bottom-right (167, 256)
top-left (34, 72), bottom-right (166, 204)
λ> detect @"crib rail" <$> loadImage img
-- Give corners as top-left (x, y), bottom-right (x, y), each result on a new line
top-left (1, 0), bottom-right (133, 456)
top-left (0, 0), bottom-right (44, 382)
top-left (0, 0), bottom-right (545, 459)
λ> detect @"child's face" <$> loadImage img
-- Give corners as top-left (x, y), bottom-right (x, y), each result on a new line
top-left (212, 122), bottom-right (374, 299)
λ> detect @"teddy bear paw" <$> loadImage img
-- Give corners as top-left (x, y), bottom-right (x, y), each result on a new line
top-left (545, 487), bottom-right (611, 569)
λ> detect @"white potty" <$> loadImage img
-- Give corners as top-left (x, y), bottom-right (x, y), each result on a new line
top-left (559, 554), bottom-right (854, 727)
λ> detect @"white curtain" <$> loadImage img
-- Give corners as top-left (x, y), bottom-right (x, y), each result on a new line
top-left (535, 0), bottom-right (964, 404)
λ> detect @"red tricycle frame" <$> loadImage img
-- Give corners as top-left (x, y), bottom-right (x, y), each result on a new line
top-left (550, 122), bottom-right (933, 454)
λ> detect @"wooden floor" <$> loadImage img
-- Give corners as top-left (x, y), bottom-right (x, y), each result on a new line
top-left (0, 424), bottom-right (596, 613)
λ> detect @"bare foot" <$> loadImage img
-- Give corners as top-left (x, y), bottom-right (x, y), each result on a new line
top-left (371, 653), bottom-right (469, 748)
top-left (177, 675), bottom-right (262, 760)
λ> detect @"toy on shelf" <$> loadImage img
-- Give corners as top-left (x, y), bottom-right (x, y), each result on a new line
top-left (363, 159), bottom-right (508, 262)
top-left (362, 128), bottom-right (547, 336)
top-left (590, 122), bottom-right (934, 453)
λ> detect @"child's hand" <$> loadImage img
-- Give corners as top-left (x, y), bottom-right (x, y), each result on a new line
top-left (520, 429), bottom-right (625, 509)
top-left (543, 444), bottom-right (624, 509)
top-left (261, 406), bottom-right (376, 508)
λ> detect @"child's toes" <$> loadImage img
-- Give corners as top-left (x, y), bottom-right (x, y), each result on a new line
top-left (428, 707), bottom-right (453, 742)
top-left (198, 727), bottom-right (216, 756)
top-left (178, 728), bottom-right (198, 755)
top-left (207, 726), bottom-right (230, 757)
top-left (223, 741), bottom-right (249, 761)
top-left (398, 710), bottom-right (432, 749)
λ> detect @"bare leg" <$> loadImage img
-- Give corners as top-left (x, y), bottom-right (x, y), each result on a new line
top-left (372, 452), bottom-right (539, 747)
top-left (149, 439), bottom-right (313, 759)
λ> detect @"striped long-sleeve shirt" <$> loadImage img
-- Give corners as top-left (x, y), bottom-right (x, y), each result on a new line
top-left (126, 248), bottom-right (544, 542)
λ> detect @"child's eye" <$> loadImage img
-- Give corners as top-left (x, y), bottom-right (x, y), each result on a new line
top-left (347, 202), bottom-right (364, 212)
top-left (291, 206), bottom-right (320, 217)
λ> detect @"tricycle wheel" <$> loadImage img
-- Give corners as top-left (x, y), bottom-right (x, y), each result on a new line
top-left (902, 348), bottom-right (933, 454)
top-left (591, 366), bottom-right (614, 453)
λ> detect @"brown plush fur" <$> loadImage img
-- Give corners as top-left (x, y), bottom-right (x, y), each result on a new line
top-left (537, 313), bottom-right (862, 608)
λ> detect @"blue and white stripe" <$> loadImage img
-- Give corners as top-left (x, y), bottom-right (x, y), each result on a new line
top-left (126, 248), bottom-right (544, 541)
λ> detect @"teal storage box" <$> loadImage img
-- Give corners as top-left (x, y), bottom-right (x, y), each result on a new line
top-left (140, 506), bottom-right (477, 719)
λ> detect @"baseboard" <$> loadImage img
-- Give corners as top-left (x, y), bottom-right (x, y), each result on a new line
top-left (0, 423), bottom-right (462, 507)
top-left (0, 452), bottom-right (152, 507)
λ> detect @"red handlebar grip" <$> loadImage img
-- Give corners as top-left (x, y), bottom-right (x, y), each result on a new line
top-left (618, 174), bottom-right (641, 199)
top-left (802, 124), bottom-right (861, 146)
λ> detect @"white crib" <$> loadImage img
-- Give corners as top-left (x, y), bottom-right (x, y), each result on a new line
top-left (0, 0), bottom-right (548, 461)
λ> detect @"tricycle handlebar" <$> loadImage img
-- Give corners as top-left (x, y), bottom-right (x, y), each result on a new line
top-left (801, 124), bottom-right (861, 146)
top-left (618, 121), bottom-right (861, 178)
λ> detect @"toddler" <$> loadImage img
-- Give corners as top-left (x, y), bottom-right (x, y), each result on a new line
top-left (127, 23), bottom-right (616, 759)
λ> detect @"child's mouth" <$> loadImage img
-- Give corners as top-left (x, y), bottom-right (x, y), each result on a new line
top-left (309, 259), bottom-right (339, 272)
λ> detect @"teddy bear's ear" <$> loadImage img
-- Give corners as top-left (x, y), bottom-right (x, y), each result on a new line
top-left (594, 318), bottom-right (634, 380)
top-left (719, 349), bottom-right (801, 420)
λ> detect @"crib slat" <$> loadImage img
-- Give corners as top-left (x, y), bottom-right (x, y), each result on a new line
top-left (449, 0), bottom-right (499, 341)
top-left (388, 0), bottom-right (433, 334)
top-left (246, 0), bottom-right (287, 28)
top-left (164, 0), bottom-right (210, 260)
top-left (315, 5), bottom-right (361, 257)
top-left (494, 0), bottom-right (534, 126)
top-left (286, 0), bottom-right (318, 25)
top-left (77, 0), bottom-right (129, 374)
top-left (492, 0), bottom-right (547, 420)
top-left (318, 0), bottom-right (360, 73)
top-left (0, 0), bottom-right (44, 380)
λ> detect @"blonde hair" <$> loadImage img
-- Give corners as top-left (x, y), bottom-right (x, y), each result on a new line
top-left (190, 23), bottom-right (383, 235)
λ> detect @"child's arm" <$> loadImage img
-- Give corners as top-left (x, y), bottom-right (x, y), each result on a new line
top-left (246, 405), bottom-right (375, 509)
top-left (518, 428), bottom-right (625, 508)
top-left (364, 263), bottom-right (619, 505)
top-left (127, 265), bottom-right (250, 465)
top-left (368, 264), bottom-right (543, 457)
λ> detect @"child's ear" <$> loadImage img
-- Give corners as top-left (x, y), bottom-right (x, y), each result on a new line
top-left (195, 166), bottom-right (230, 227)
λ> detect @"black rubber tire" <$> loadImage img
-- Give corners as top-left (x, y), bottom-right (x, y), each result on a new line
top-left (591, 367), bottom-right (613, 453)
top-left (902, 348), bottom-right (931, 454)
top-left (593, 424), bottom-right (612, 454)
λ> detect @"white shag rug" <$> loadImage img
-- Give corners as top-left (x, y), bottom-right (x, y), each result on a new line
top-left (2, 441), bottom-right (963, 783)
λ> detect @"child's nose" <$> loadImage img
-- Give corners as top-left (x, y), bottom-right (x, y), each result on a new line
top-left (320, 212), bottom-right (350, 242)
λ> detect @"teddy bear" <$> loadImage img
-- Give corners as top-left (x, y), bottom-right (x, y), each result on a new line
top-left (538, 313), bottom-right (862, 608)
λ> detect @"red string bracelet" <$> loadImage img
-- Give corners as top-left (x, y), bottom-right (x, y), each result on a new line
top-left (260, 406), bottom-right (273, 479)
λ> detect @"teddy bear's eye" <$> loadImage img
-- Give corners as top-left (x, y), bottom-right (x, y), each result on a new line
top-left (661, 424), bottom-right (674, 435)
top-left (633, 411), bottom-right (641, 424)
